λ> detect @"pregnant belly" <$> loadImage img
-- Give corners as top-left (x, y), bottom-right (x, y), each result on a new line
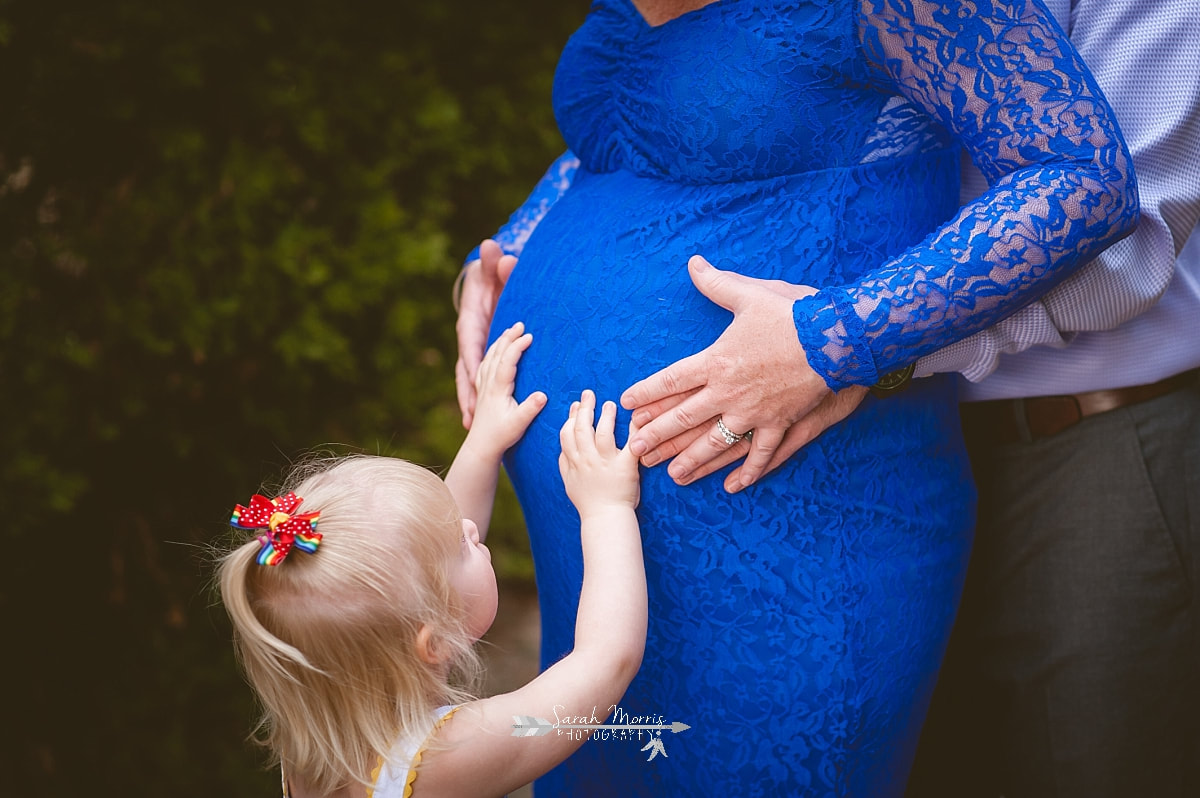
top-left (490, 153), bottom-right (957, 398)
top-left (489, 166), bottom-right (970, 548)
top-left (491, 169), bottom-right (842, 399)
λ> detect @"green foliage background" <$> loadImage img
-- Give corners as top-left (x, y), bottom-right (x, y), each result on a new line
top-left (0, 1), bottom-right (584, 794)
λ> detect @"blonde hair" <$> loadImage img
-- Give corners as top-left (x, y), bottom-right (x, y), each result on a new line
top-left (217, 455), bottom-right (483, 795)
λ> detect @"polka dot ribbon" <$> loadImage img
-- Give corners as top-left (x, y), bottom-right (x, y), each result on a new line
top-left (230, 492), bottom-right (322, 566)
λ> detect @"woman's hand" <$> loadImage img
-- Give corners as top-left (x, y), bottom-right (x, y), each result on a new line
top-left (663, 384), bottom-right (869, 491)
top-left (455, 239), bottom-right (517, 429)
top-left (559, 390), bottom-right (641, 517)
top-left (620, 256), bottom-right (866, 491)
top-left (461, 322), bottom-right (547, 462)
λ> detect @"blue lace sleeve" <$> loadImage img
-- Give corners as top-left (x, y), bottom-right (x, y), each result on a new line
top-left (793, 0), bottom-right (1139, 390)
top-left (463, 150), bottom-right (580, 264)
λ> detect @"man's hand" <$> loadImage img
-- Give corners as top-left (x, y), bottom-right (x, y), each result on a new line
top-left (455, 239), bottom-right (517, 428)
top-left (620, 255), bottom-right (864, 490)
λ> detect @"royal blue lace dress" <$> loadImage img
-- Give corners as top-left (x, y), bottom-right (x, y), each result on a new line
top-left (477, 1), bottom-right (1136, 794)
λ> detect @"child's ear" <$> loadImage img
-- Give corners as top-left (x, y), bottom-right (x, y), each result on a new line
top-left (415, 624), bottom-right (443, 665)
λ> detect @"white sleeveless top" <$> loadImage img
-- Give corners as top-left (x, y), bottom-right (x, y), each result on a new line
top-left (365, 706), bottom-right (458, 798)
top-left (281, 706), bottom-right (458, 798)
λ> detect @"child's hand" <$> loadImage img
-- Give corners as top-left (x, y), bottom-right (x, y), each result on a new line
top-left (464, 322), bottom-right (547, 460)
top-left (559, 390), bottom-right (641, 517)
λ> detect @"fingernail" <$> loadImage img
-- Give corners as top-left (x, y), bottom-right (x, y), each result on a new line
top-left (641, 451), bottom-right (661, 467)
top-left (740, 474), bottom-right (754, 488)
top-left (631, 439), bottom-right (648, 456)
top-left (726, 481), bottom-right (742, 494)
top-left (633, 410), bottom-right (650, 426)
top-left (667, 464), bottom-right (686, 480)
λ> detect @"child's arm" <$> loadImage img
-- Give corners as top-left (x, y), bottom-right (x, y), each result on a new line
top-left (419, 391), bottom-right (646, 797)
top-left (443, 322), bottom-right (546, 541)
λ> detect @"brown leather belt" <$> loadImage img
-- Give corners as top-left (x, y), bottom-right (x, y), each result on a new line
top-left (961, 368), bottom-right (1198, 445)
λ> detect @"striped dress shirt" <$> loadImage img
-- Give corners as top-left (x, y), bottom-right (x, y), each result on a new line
top-left (917, 0), bottom-right (1200, 399)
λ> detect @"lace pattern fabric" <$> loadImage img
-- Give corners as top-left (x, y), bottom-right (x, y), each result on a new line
top-left (478, 1), bottom-right (1138, 391)
top-left (473, 0), bottom-right (1135, 794)
top-left (795, 0), bottom-right (1137, 388)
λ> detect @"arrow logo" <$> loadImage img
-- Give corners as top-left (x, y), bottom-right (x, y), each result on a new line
top-left (510, 715), bottom-right (691, 737)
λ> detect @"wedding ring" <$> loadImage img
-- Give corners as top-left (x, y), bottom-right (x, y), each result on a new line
top-left (716, 417), bottom-right (750, 446)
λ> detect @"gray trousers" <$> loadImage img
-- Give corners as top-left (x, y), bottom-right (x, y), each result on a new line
top-left (906, 374), bottom-right (1200, 798)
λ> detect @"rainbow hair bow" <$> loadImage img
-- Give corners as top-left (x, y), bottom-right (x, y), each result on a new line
top-left (230, 492), bottom-right (322, 566)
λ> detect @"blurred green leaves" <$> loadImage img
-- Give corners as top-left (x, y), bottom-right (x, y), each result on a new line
top-left (0, 1), bottom-right (583, 794)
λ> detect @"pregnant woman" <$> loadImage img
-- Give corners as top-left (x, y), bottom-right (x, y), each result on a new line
top-left (456, 0), bottom-right (1137, 794)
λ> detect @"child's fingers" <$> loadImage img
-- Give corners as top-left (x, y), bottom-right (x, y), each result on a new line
top-left (476, 324), bottom-right (529, 394)
top-left (478, 322), bottom-right (524, 369)
top-left (594, 400), bottom-right (617, 453)
top-left (489, 330), bottom-right (532, 378)
top-left (573, 390), bottom-right (597, 453)
top-left (516, 391), bottom-right (548, 426)
top-left (503, 331), bottom-right (534, 363)
top-left (491, 332), bottom-right (533, 391)
top-left (482, 322), bottom-right (522, 362)
top-left (559, 400), bottom-right (581, 461)
top-left (474, 341), bottom-right (499, 393)
top-left (623, 413), bottom-right (642, 452)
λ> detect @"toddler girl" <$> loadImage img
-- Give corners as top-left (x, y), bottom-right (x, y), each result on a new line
top-left (218, 323), bottom-right (644, 797)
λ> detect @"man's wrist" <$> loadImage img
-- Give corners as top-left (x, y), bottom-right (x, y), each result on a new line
top-left (869, 362), bottom-right (915, 398)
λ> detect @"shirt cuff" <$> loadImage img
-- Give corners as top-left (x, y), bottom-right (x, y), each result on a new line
top-left (793, 289), bottom-right (880, 391)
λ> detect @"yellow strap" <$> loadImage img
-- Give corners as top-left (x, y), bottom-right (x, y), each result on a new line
top-left (280, 709), bottom-right (460, 798)
top-left (398, 708), bottom-right (459, 798)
